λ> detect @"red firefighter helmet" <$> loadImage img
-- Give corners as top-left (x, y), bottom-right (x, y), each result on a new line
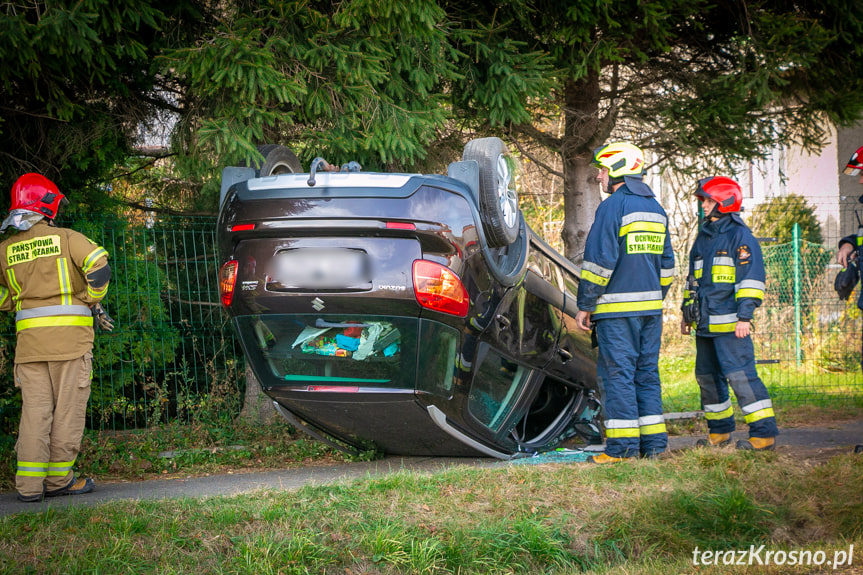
top-left (694, 176), bottom-right (742, 214)
top-left (844, 145), bottom-right (863, 176)
top-left (10, 173), bottom-right (66, 219)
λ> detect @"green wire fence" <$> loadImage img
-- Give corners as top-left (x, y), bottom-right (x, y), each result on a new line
top-left (755, 222), bottom-right (862, 405)
top-left (665, 217), bottom-right (863, 412)
top-left (0, 216), bottom-right (246, 434)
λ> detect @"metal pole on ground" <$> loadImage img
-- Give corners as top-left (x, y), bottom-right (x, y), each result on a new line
top-left (793, 222), bottom-right (802, 366)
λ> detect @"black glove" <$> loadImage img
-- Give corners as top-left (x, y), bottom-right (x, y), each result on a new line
top-left (835, 258), bottom-right (860, 301)
top-left (681, 274), bottom-right (701, 326)
top-left (91, 303), bottom-right (115, 333)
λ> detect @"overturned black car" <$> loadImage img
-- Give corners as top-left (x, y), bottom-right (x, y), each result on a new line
top-left (217, 138), bottom-right (600, 459)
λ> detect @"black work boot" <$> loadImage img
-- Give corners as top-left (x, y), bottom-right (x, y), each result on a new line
top-left (17, 490), bottom-right (44, 503)
top-left (45, 477), bottom-right (95, 497)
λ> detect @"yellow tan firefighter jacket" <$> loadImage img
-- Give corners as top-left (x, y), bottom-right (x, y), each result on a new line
top-left (0, 221), bottom-right (110, 363)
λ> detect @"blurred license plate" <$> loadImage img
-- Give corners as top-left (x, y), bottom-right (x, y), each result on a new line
top-left (273, 248), bottom-right (370, 289)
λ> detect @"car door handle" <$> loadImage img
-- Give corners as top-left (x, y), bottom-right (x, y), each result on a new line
top-left (558, 348), bottom-right (573, 362)
top-left (495, 315), bottom-right (511, 330)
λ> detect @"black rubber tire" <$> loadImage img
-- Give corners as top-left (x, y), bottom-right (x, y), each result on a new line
top-left (462, 137), bottom-right (520, 247)
top-left (242, 144), bottom-right (302, 176)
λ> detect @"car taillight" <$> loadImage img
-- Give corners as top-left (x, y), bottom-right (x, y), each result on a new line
top-left (219, 260), bottom-right (238, 307)
top-left (412, 260), bottom-right (469, 317)
top-left (231, 223), bottom-right (255, 232)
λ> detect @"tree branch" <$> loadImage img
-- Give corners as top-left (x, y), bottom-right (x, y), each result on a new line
top-left (508, 123), bottom-right (562, 150)
top-left (508, 136), bottom-right (564, 179)
top-left (0, 106), bottom-right (67, 122)
top-left (122, 200), bottom-right (215, 217)
top-left (131, 145), bottom-right (173, 157)
top-left (165, 294), bottom-right (220, 307)
top-left (139, 93), bottom-right (183, 115)
top-left (111, 153), bottom-right (176, 181)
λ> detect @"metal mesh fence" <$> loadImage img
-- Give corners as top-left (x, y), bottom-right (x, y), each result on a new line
top-left (0, 215), bottom-right (246, 434)
top-left (664, 198), bottom-right (863, 412)
top-left (753, 225), bottom-right (861, 405)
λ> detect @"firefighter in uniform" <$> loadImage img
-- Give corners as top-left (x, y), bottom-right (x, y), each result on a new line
top-left (575, 142), bottom-right (675, 462)
top-left (836, 144), bottom-right (863, 454)
top-left (0, 173), bottom-right (113, 502)
top-left (681, 176), bottom-right (779, 451)
top-left (838, 144), bottom-right (863, 367)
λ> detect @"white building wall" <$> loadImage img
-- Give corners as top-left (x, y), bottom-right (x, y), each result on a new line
top-left (739, 146), bottom-right (786, 212)
top-left (734, 123), bottom-right (849, 245)
top-left (784, 124), bottom-right (841, 243)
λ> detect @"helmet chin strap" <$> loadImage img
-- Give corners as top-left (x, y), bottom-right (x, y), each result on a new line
top-left (607, 175), bottom-right (626, 195)
top-left (706, 204), bottom-right (734, 220)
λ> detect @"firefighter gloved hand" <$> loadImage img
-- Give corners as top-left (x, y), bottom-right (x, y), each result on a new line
top-left (91, 303), bottom-right (115, 333)
top-left (681, 297), bottom-right (700, 325)
top-left (681, 274), bottom-right (700, 326)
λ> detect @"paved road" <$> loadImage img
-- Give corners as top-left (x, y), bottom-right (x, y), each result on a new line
top-left (2, 418), bottom-right (861, 516)
top-left (0, 456), bottom-right (496, 516)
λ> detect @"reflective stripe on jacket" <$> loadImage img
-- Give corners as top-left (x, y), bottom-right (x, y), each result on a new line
top-left (0, 221), bottom-right (110, 362)
top-left (686, 214), bottom-right (765, 337)
top-left (577, 180), bottom-right (675, 320)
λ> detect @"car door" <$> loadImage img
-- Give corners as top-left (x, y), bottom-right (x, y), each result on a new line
top-left (482, 244), bottom-right (563, 371)
top-left (544, 258), bottom-right (597, 388)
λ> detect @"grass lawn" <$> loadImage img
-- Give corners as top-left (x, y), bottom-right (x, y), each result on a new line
top-left (660, 353), bottom-right (863, 414)
top-left (1, 448), bottom-right (861, 574)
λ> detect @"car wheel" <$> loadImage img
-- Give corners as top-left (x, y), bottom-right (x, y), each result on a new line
top-left (463, 137), bottom-right (520, 247)
top-left (243, 144), bottom-right (302, 177)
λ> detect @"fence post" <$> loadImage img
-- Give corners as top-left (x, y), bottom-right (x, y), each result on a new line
top-left (793, 222), bottom-right (802, 365)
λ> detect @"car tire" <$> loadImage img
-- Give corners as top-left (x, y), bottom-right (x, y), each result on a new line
top-left (243, 144), bottom-right (302, 177)
top-left (463, 137), bottom-right (520, 247)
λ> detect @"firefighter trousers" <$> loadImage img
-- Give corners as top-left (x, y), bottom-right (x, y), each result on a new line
top-left (15, 352), bottom-right (92, 497)
top-left (695, 334), bottom-right (778, 438)
top-left (595, 315), bottom-right (667, 458)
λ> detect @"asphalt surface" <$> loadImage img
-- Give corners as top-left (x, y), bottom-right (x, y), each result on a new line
top-left (2, 418), bottom-right (861, 516)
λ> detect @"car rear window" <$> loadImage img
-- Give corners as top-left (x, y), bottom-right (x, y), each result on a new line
top-left (415, 320), bottom-right (460, 399)
top-left (237, 315), bottom-right (418, 389)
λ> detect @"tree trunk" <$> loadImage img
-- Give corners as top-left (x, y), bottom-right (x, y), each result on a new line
top-left (561, 70), bottom-right (603, 263)
top-left (562, 156), bottom-right (600, 264)
top-left (238, 364), bottom-right (276, 423)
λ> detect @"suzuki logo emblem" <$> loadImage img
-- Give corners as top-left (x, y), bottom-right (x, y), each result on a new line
top-left (311, 297), bottom-right (325, 311)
